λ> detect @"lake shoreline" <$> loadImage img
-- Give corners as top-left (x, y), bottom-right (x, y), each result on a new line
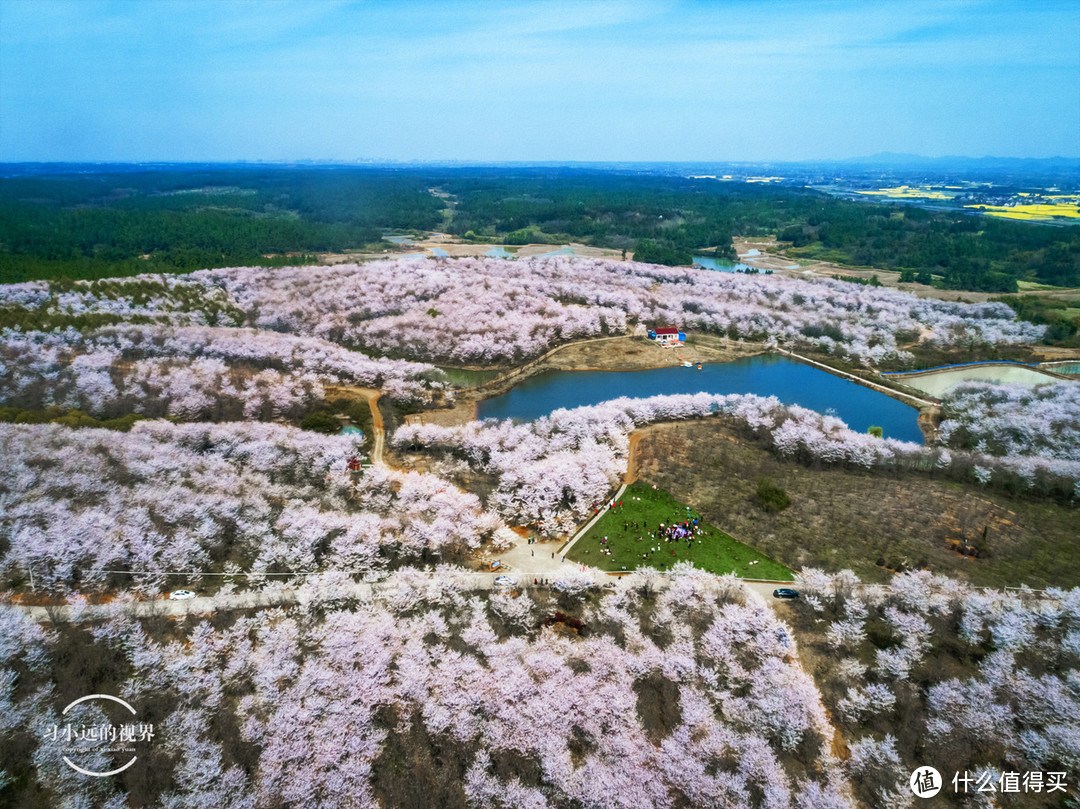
top-left (477, 354), bottom-right (926, 443)
top-left (411, 335), bottom-right (768, 428)
top-left (408, 335), bottom-right (932, 444)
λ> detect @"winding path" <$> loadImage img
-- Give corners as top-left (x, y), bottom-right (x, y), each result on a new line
top-left (324, 386), bottom-right (386, 467)
top-left (558, 483), bottom-right (628, 556)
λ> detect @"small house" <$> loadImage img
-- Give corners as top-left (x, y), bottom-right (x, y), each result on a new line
top-left (648, 327), bottom-right (685, 345)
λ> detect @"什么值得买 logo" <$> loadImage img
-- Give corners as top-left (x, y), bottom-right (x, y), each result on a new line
top-left (910, 766), bottom-right (943, 798)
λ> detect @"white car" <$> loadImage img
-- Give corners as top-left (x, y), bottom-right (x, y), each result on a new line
top-left (492, 576), bottom-right (517, 588)
top-left (169, 589), bottom-right (197, 600)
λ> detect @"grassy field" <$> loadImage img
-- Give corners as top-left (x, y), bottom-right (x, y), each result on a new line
top-left (633, 420), bottom-right (1080, 588)
top-left (566, 482), bottom-right (793, 579)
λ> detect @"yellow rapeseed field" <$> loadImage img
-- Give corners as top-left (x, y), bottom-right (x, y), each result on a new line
top-left (856, 185), bottom-right (953, 199)
top-left (964, 203), bottom-right (1080, 221)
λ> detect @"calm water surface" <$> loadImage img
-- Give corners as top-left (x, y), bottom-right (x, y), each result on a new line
top-left (691, 256), bottom-right (755, 272)
top-left (536, 246), bottom-right (579, 257)
top-left (477, 354), bottom-right (923, 443)
top-left (889, 364), bottom-right (1070, 398)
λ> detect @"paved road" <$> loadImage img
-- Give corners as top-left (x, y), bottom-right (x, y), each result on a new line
top-left (558, 483), bottom-right (628, 555)
top-left (5, 571), bottom-right (803, 624)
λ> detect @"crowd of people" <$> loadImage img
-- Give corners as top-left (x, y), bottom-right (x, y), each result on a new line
top-left (590, 497), bottom-right (715, 564)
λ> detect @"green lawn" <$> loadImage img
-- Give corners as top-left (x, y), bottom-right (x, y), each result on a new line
top-left (567, 482), bottom-right (793, 579)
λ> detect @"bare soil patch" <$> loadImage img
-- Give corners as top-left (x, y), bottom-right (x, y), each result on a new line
top-left (631, 420), bottom-right (1079, 588)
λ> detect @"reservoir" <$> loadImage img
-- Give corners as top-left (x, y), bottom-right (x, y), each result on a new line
top-left (692, 256), bottom-right (756, 272)
top-left (477, 354), bottom-right (923, 443)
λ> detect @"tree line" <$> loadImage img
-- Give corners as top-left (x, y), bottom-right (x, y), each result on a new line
top-left (1, 165), bottom-right (1077, 291)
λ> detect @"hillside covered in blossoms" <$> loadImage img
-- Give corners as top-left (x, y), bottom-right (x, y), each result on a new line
top-left (4, 0), bottom-right (1079, 803)
top-left (2, 255), bottom-right (1078, 808)
top-left (198, 256), bottom-right (1043, 365)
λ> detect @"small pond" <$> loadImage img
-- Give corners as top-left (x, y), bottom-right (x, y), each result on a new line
top-left (535, 246), bottom-right (579, 257)
top-left (1043, 362), bottom-right (1080, 376)
top-left (887, 363), bottom-right (1070, 398)
top-left (478, 354), bottom-right (923, 442)
top-left (692, 256), bottom-right (757, 273)
top-left (485, 246), bottom-right (515, 258)
top-left (438, 366), bottom-right (505, 388)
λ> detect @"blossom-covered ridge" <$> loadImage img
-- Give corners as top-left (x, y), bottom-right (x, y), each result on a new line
top-left (0, 421), bottom-right (498, 592)
top-left (201, 256), bottom-right (1043, 365)
top-left (0, 324), bottom-right (442, 418)
top-left (939, 380), bottom-right (1080, 462)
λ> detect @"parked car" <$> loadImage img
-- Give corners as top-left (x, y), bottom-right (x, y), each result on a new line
top-left (169, 589), bottom-right (197, 600)
top-left (493, 576), bottom-right (517, 588)
top-left (773, 588), bottom-right (800, 599)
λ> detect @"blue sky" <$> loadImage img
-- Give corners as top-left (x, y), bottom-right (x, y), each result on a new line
top-left (1, 0), bottom-right (1077, 162)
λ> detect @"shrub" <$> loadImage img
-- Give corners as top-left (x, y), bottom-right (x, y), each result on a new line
top-left (300, 411), bottom-right (341, 434)
top-left (754, 476), bottom-right (792, 513)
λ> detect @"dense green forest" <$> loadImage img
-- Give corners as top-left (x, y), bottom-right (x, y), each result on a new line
top-left (435, 169), bottom-right (747, 260)
top-left (1, 164), bottom-right (1078, 290)
top-left (779, 206), bottom-right (1080, 291)
top-left (0, 166), bottom-right (444, 282)
top-left (430, 168), bottom-right (1080, 288)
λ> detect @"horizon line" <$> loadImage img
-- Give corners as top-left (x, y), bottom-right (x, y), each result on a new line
top-left (4, 155), bottom-right (1080, 167)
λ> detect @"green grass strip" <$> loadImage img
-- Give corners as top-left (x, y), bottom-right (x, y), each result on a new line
top-left (567, 482), bottom-right (792, 579)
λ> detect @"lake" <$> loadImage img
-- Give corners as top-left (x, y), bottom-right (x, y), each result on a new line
top-left (477, 354), bottom-right (923, 443)
top-left (692, 256), bottom-right (756, 272)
